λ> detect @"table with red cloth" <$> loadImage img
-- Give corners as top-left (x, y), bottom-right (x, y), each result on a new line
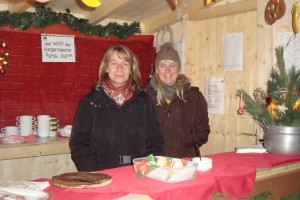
top-left (39, 152), bottom-right (300, 200)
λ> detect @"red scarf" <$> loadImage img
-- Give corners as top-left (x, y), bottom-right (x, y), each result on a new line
top-left (102, 78), bottom-right (134, 106)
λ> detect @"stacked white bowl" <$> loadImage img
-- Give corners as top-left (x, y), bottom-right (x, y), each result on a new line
top-left (16, 115), bottom-right (35, 136)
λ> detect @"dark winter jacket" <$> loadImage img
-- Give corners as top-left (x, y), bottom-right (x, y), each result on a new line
top-left (144, 82), bottom-right (210, 158)
top-left (69, 86), bottom-right (165, 172)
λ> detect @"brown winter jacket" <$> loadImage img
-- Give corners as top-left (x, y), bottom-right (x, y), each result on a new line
top-left (144, 82), bottom-right (210, 158)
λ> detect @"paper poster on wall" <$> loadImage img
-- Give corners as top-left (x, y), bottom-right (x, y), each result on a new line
top-left (278, 32), bottom-right (300, 72)
top-left (41, 34), bottom-right (75, 62)
top-left (205, 78), bottom-right (225, 115)
top-left (222, 32), bottom-right (243, 71)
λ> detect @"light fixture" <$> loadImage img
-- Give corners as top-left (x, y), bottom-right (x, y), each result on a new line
top-left (82, 0), bottom-right (101, 8)
top-left (36, 0), bottom-right (50, 3)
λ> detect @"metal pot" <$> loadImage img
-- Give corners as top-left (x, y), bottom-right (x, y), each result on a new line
top-left (263, 125), bottom-right (300, 155)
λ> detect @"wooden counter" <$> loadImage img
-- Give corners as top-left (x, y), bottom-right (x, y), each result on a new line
top-left (0, 137), bottom-right (70, 160)
top-left (0, 137), bottom-right (77, 182)
top-left (1, 140), bottom-right (300, 200)
top-left (251, 162), bottom-right (300, 199)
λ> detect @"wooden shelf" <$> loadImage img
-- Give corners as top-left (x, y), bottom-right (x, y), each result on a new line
top-left (0, 137), bottom-right (70, 160)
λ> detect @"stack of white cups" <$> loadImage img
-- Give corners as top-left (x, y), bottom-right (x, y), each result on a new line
top-left (37, 115), bottom-right (51, 138)
top-left (16, 115), bottom-right (35, 136)
top-left (1, 126), bottom-right (19, 136)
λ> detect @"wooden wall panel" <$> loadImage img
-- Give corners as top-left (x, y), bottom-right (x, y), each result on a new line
top-left (186, 20), bottom-right (195, 83)
top-left (190, 11), bottom-right (258, 155)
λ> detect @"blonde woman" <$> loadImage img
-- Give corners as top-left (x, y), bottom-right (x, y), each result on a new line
top-left (70, 45), bottom-right (164, 171)
top-left (144, 42), bottom-right (210, 158)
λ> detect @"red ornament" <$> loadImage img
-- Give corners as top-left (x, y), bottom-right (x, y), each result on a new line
top-left (0, 48), bottom-right (5, 55)
top-left (0, 38), bottom-right (9, 77)
top-left (237, 91), bottom-right (246, 116)
top-left (237, 107), bottom-right (246, 115)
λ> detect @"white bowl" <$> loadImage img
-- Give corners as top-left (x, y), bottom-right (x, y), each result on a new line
top-left (132, 156), bottom-right (198, 183)
top-left (192, 157), bottom-right (213, 172)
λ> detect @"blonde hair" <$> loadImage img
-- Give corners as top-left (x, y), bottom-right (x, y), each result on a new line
top-left (95, 45), bottom-right (141, 88)
top-left (154, 69), bottom-right (190, 105)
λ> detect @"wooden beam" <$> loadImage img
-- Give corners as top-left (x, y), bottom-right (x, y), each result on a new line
top-left (85, 0), bottom-right (133, 25)
top-left (188, 0), bottom-right (257, 21)
top-left (143, 0), bottom-right (257, 34)
top-left (143, 11), bottom-right (178, 34)
top-left (143, 0), bottom-right (224, 34)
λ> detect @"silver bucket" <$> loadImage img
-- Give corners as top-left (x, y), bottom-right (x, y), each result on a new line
top-left (263, 125), bottom-right (300, 155)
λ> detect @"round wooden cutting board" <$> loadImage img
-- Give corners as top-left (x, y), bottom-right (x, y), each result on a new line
top-left (51, 172), bottom-right (112, 188)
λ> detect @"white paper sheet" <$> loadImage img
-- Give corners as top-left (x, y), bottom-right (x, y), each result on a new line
top-left (205, 78), bottom-right (225, 115)
top-left (222, 32), bottom-right (243, 71)
top-left (41, 34), bottom-right (76, 62)
top-left (235, 144), bottom-right (267, 154)
top-left (278, 32), bottom-right (300, 73)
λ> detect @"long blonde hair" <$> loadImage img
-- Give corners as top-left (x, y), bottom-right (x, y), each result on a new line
top-left (154, 73), bottom-right (190, 105)
top-left (95, 45), bottom-right (141, 88)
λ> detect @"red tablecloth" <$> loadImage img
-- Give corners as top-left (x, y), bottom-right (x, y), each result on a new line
top-left (40, 152), bottom-right (300, 200)
top-left (207, 151), bottom-right (300, 168)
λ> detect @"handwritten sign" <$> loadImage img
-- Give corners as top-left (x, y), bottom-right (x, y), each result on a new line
top-left (41, 34), bottom-right (75, 62)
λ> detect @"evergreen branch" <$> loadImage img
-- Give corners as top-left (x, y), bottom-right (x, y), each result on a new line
top-left (238, 46), bottom-right (300, 126)
top-left (237, 89), bottom-right (274, 125)
top-left (287, 66), bottom-right (300, 91)
top-left (0, 7), bottom-right (141, 39)
top-left (275, 47), bottom-right (288, 86)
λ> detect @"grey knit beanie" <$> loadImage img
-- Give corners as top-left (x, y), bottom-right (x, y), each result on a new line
top-left (155, 42), bottom-right (181, 70)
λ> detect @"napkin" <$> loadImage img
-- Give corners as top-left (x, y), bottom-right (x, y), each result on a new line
top-left (0, 181), bottom-right (50, 200)
top-left (115, 194), bottom-right (153, 200)
top-left (235, 144), bottom-right (267, 153)
top-left (1, 134), bottom-right (35, 144)
top-left (134, 154), bottom-right (159, 178)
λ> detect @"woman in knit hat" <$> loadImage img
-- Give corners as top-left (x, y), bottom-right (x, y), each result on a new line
top-left (144, 42), bottom-right (210, 158)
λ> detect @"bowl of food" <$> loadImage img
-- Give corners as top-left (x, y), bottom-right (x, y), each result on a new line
top-left (132, 155), bottom-right (198, 183)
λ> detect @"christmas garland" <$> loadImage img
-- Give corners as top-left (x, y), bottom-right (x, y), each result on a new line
top-left (0, 7), bottom-right (141, 39)
top-left (0, 39), bottom-right (9, 76)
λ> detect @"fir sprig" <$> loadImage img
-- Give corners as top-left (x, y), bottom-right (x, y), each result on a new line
top-left (237, 89), bottom-right (274, 125)
top-left (238, 46), bottom-right (300, 127)
top-left (0, 7), bottom-right (141, 39)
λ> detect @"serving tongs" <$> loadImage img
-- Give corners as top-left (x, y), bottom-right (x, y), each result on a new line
top-left (195, 143), bottom-right (201, 161)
